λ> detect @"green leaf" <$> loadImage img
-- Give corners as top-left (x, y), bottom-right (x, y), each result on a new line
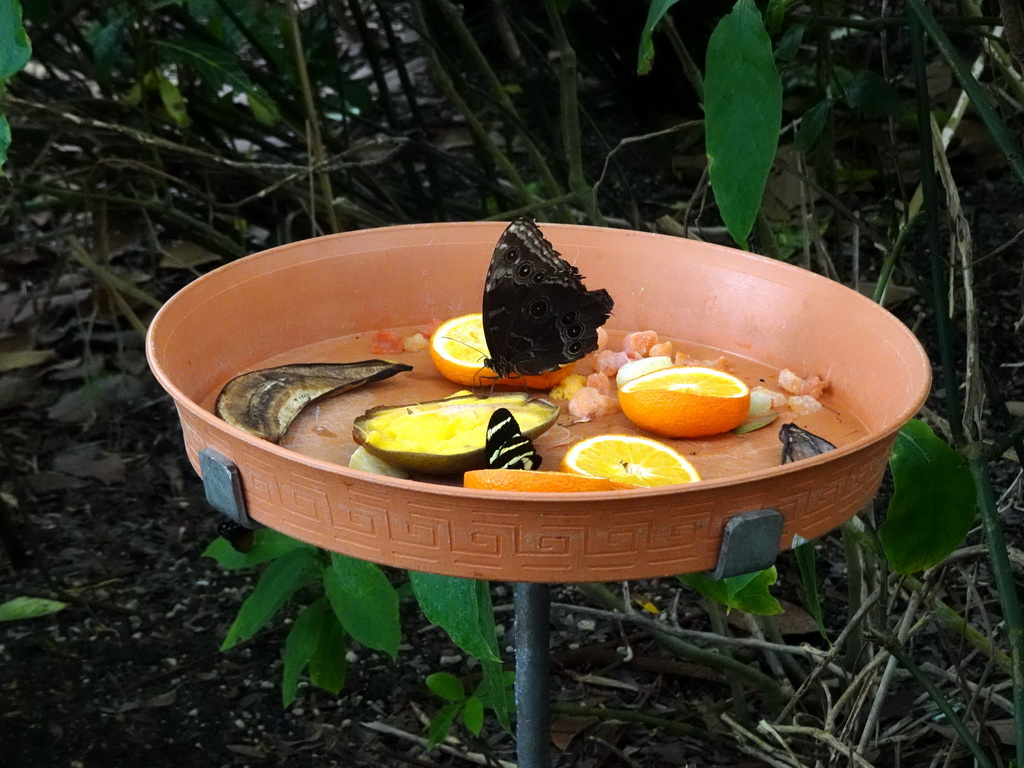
top-left (880, 420), bottom-right (976, 573)
top-left (308, 609), bottom-right (347, 694)
top-left (774, 22), bottom-right (804, 62)
top-left (765, 0), bottom-right (799, 32)
top-left (84, 13), bottom-right (129, 82)
top-left (793, 98), bottom-right (832, 152)
top-left (462, 696), bottom-right (485, 735)
top-left (154, 38), bottom-right (278, 124)
top-left (203, 529), bottom-right (313, 570)
top-left (282, 597), bottom-right (330, 706)
top-left (844, 71), bottom-right (905, 117)
top-left (794, 542), bottom-right (827, 639)
top-left (479, 659), bottom-right (513, 731)
top-left (427, 701), bottom-right (462, 748)
top-left (322, 553), bottom-right (401, 658)
top-left (637, 0), bottom-right (682, 75)
top-left (705, 0), bottom-right (782, 249)
top-left (0, 0), bottom-right (31, 80)
top-left (155, 72), bottom-right (189, 126)
top-left (408, 572), bottom-right (501, 662)
top-left (0, 596), bottom-right (67, 621)
top-left (0, 112), bottom-right (10, 174)
top-left (426, 672), bottom-right (466, 702)
top-left (679, 566), bottom-right (783, 615)
top-left (221, 547), bottom-right (320, 650)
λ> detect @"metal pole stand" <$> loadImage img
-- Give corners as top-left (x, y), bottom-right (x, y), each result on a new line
top-left (514, 582), bottom-right (552, 768)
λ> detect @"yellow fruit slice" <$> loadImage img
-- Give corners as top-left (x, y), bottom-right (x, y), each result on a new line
top-left (352, 392), bottom-right (559, 474)
top-left (463, 469), bottom-right (632, 493)
top-left (618, 366), bottom-right (750, 438)
top-left (429, 313), bottom-right (574, 389)
top-left (560, 433), bottom-right (701, 487)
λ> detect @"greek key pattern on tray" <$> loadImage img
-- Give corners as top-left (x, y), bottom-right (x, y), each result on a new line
top-left (180, 408), bottom-right (894, 582)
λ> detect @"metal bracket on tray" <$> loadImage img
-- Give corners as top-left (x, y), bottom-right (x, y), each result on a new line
top-left (198, 448), bottom-right (257, 528)
top-left (707, 507), bottom-right (784, 580)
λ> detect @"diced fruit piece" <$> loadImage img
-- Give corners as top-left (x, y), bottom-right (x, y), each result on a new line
top-left (586, 373), bottom-right (613, 396)
top-left (595, 350), bottom-right (630, 376)
top-left (618, 366), bottom-right (750, 438)
top-left (429, 313), bottom-right (574, 389)
top-left (353, 392), bottom-right (559, 474)
top-left (751, 385), bottom-right (787, 410)
top-left (371, 329), bottom-right (405, 354)
top-left (549, 373), bottom-right (587, 400)
top-left (463, 469), bottom-right (631, 492)
top-left (615, 356), bottom-right (674, 389)
top-left (567, 387), bottom-right (619, 421)
top-left (778, 368), bottom-right (805, 394)
top-left (560, 434), bottom-right (701, 487)
top-left (402, 332), bottom-right (429, 352)
top-left (622, 330), bottom-right (660, 357)
top-left (649, 341), bottom-right (674, 358)
top-left (788, 395), bottom-right (824, 415)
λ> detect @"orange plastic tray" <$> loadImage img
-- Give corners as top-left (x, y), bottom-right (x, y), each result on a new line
top-left (146, 222), bottom-right (930, 582)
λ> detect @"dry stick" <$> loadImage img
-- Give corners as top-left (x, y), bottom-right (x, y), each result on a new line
top-left (720, 714), bottom-right (802, 768)
top-left (592, 121), bottom-right (703, 204)
top-left (547, 601), bottom-right (829, 659)
top-left (856, 588), bottom-right (926, 753)
top-left (930, 116), bottom-right (984, 441)
top-left (540, 0), bottom-right (601, 224)
top-left (549, 702), bottom-right (709, 740)
top-left (574, 583), bottom-right (785, 713)
top-left (922, 661), bottom-right (1016, 717)
top-left (764, 722), bottom-right (877, 768)
top-left (775, 590), bottom-right (878, 724)
top-left (429, 0), bottom-right (568, 213)
top-left (410, 0), bottom-right (534, 208)
top-left (360, 721), bottom-right (516, 768)
top-left (286, 0), bottom-right (339, 234)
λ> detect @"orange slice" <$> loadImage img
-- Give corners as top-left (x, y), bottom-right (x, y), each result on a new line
top-left (560, 434), bottom-right (701, 487)
top-left (429, 313), bottom-right (574, 389)
top-left (618, 366), bottom-right (750, 438)
top-left (463, 469), bottom-right (631, 492)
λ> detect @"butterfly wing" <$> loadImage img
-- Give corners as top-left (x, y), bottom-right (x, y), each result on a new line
top-left (482, 218), bottom-right (614, 378)
top-left (486, 407), bottom-right (542, 470)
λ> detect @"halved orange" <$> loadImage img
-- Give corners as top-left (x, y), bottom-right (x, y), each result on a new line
top-left (463, 468), bottom-right (631, 493)
top-left (560, 433), bottom-right (701, 487)
top-left (429, 313), bottom-right (574, 389)
top-left (618, 366), bottom-right (750, 438)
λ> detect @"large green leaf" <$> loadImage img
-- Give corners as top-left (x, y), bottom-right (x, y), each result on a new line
top-left (704, 0), bottom-right (782, 249)
top-left (880, 420), bottom-right (976, 573)
top-left (154, 39), bottom-right (280, 124)
top-left (679, 566), bottom-right (783, 615)
top-left (282, 597), bottom-right (330, 706)
top-left (0, 0), bottom-right (31, 80)
top-left (322, 553), bottom-right (400, 658)
top-left (408, 572), bottom-right (501, 662)
top-left (637, 0), bottom-right (682, 75)
top-left (203, 529), bottom-right (314, 570)
top-left (844, 71), bottom-right (905, 117)
top-left (308, 610), bottom-right (347, 694)
top-left (221, 547), bottom-right (320, 650)
top-left (0, 596), bottom-right (67, 621)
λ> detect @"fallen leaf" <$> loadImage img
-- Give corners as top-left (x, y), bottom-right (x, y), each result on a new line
top-left (52, 443), bottom-right (126, 485)
top-left (0, 349), bottom-right (57, 372)
top-left (159, 241), bottom-right (223, 270)
top-left (47, 374), bottom-right (147, 424)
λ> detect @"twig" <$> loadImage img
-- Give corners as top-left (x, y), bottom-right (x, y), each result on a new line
top-left (763, 722), bottom-right (876, 768)
top-left (285, 0), bottom-right (339, 234)
top-left (540, 0), bottom-right (600, 223)
top-left (360, 721), bottom-right (517, 768)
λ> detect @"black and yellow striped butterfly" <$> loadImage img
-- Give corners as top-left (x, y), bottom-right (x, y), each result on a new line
top-left (486, 408), bottom-right (542, 470)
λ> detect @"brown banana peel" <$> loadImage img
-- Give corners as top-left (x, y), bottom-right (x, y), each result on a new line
top-left (215, 360), bottom-right (412, 442)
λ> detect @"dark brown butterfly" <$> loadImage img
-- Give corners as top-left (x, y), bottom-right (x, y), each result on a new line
top-left (482, 218), bottom-right (613, 379)
top-left (779, 423), bottom-right (837, 464)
